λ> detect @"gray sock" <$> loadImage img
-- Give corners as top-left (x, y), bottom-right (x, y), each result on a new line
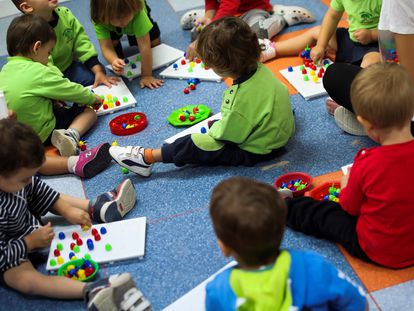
top-left (66, 128), bottom-right (80, 142)
top-left (251, 15), bottom-right (286, 39)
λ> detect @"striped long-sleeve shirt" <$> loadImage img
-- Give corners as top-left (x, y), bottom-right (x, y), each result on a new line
top-left (0, 177), bottom-right (59, 272)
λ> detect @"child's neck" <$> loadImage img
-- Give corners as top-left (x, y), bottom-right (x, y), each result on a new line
top-left (36, 10), bottom-right (55, 22)
top-left (377, 123), bottom-right (413, 146)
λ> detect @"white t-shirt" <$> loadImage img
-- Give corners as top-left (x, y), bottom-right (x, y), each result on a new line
top-left (378, 0), bottom-right (414, 63)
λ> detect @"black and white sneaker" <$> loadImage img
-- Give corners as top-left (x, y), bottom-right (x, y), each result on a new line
top-left (109, 146), bottom-right (153, 177)
top-left (85, 273), bottom-right (152, 311)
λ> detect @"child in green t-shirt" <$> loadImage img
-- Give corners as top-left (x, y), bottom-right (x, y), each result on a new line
top-left (262, 0), bottom-right (382, 68)
top-left (0, 15), bottom-right (111, 179)
top-left (11, 0), bottom-right (117, 88)
top-left (90, 0), bottom-right (163, 90)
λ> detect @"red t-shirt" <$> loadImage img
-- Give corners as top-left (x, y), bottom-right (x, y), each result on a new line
top-left (205, 0), bottom-right (273, 22)
top-left (340, 140), bottom-right (414, 268)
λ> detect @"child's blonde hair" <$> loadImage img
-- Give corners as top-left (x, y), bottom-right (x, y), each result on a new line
top-left (90, 0), bottom-right (143, 25)
top-left (351, 63), bottom-right (414, 129)
top-left (196, 17), bottom-right (261, 78)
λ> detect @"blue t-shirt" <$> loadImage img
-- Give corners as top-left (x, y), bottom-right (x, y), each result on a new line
top-left (206, 250), bottom-right (367, 311)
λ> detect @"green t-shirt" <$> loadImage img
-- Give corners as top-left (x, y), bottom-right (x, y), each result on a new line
top-left (93, 9), bottom-right (153, 40)
top-left (0, 57), bottom-right (96, 142)
top-left (50, 7), bottom-right (98, 72)
top-left (192, 63), bottom-right (295, 155)
top-left (330, 0), bottom-right (382, 42)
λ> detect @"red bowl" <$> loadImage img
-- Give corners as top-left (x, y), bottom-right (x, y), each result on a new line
top-left (274, 172), bottom-right (312, 197)
top-left (109, 112), bottom-right (147, 136)
top-left (304, 181), bottom-right (341, 201)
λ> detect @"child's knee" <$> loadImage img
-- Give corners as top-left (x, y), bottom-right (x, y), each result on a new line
top-left (360, 52), bottom-right (381, 68)
top-left (4, 265), bottom-right (41, 294)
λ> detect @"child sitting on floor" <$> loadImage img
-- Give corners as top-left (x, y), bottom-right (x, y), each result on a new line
top-left (184, 1), bottom-right (315, 61)
top-left (206, 177), bottom-right (367, 310)
top-left (267, 0), bottom-right (382, 68)
top-left (0, 119), bottom-right (151, 310)
top-left (11, 0), bottom-right (117, 87)
top-left (286, 63), bottom-right (414, 268)
top-left (90, 0), bottom-right (163, 89)
top-left (0, 14), bottom-right (111, 178)
top-left (109, 17), bottom-right (295, 177)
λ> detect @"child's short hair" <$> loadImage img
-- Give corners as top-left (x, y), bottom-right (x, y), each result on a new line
top-left (7, 14), bottom-right (56, 57)
top-left (0, 119), bottom-right (44, 177)
top-left (90, 0), bottom-right (143, 25)
top-left (196, 17), bottom-right (261, 77)
top-left (210, 177), bottom-right (286, 266)
top-left (351, 63), bottom-right (414, 129)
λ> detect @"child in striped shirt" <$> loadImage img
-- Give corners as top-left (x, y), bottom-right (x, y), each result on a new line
top-left (0, 119), bottom-right (149, 310)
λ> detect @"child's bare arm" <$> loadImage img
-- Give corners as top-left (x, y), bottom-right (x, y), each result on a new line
top-left (311, 7), bottom-right (342, 64)
top-left (98, 38), bottom-right (125, 75)
top-left (51, 197), bottom-right (91, 227)
top-left (136, 34), bottom-right (164, 89)
top-left (395, 33), bottom-right (414, 83)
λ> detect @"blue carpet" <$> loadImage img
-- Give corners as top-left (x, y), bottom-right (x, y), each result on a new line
top-left (0, 0), bottom-right (379, 310)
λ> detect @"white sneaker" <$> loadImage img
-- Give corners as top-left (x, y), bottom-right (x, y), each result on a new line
top-left (51, 129), bottom-right (78, 157)
top-left (259, 38), bottom-right (276, 62)
top-left (109, 146), bottom-right (153, 177)
top-left (273, 5), bottom-right (315, 26)
top-left (334, 107), bottom-right (366, 136)
top-left (180, 9), bottom-right (204, 30)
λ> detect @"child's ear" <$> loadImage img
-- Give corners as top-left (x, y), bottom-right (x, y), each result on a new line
top-left (217, 239), bottom-right (232, 257)
top-left (356, 115), bottom-right (373, 130)
top-left (19, 2), bottom-right (34, 14)
top-left (32, 41), bottom-right (42, 55)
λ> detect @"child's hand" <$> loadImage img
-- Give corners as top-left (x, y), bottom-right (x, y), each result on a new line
top-left (195, 16), bottom-right (211, 32)
top-left (92, 95), bottom-right (103, 110)
top-left (353, 29), bottom-right (373, 45)
top-left (111, 58), bottom-right (125, 75)
top-left (140, 76), bottom-right (164, 89)
top-left (24, 222), bottom-right (54, 251)
top-left (310, 45), bottom-right (325, 66)
top-left (93, 71), bottom-right (120, 88)
top-left (186, 41), bottom-right (198, 61)
top-left (7, 110), bottom-right (16, 119)
top-left (65, 208), bottom-right (92, 227)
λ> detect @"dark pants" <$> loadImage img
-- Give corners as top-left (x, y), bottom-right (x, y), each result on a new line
top-left (63, 60), bottom-right (95, 87)
top-left (286, 196), bottom-right (371, 262)
top-left (323, 63), bottom-right (414, 134)
top-left (161, 135), bottom-right (283, 167)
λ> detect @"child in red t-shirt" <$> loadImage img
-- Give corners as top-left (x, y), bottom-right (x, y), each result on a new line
top-left (286, 63), bottom-right (414, 268)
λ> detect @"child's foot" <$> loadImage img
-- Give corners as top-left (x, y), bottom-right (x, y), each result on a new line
top-left (85, 273), bottom-right (152, 311)
top-left (180, 9), bottom-right (204, 30)
top-left (74, 143), bottom-right (112, 178)
top-left (334, 107), bottom-right (366, 136)
top-left (326, 97), bottom-right (340, 116)
top-left (251, 15), bottom-right (285, 39)
top-left (273, 5), bottom-right (315, 26)
top-left (51, 129), bottom-right (78, 157)
top-left (90, 179), bottom-right (137, 223)
top-left (109, 146), bottom-right (153, 177)
top-left (259, 38), bottom-right (276, 62)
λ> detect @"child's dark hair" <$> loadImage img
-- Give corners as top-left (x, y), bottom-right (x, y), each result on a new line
top-left (351, 63), bottom-right (414, 129)
top-left (0, 119), bottom-right (44, 177)
top-left (7, 14), bottom-right (56, 57)
top-left (210, 177), bottom-right (287, 266)
top-left (196, 17), bottom-right (262, 77)
top-left (11, 0), bottom-right (24, 12)
top-left (90, 0), bottom-right (143, 25)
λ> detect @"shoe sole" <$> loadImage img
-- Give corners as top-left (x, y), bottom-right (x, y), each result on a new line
top-left (109, 149), bottom-right (152, 177)
top-left (100, 179), bottom-right (137, 222)
top-left (51, 130), bottom-right (77, 157)
top-left (83, 143), bottom-right (112, 179)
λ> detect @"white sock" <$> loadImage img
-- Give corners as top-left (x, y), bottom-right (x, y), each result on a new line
top-left (66, 128), bottom-right (80, 142)
top-left (67, 156), bottom-right (79, 173)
